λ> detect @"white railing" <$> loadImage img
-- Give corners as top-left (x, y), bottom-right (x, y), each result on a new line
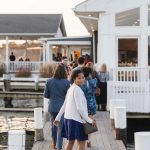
top-left (107, 81), bottom-right (150, 113)
top-left (111, 67), bottom-right (150, 82)
top-left (8, 61), bottom-right (44, 73)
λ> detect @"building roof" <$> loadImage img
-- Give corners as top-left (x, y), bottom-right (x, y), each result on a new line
top-left (39, 36), bottom-right (92, 45)
top-left (0, 14), bottom-right (66, 36)
top-left (74, 0), bottom-right (142, 33)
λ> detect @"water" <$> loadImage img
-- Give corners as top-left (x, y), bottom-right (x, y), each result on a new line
top-left (127, 117), bottom-right (150, 150)
top-left (0, 98), bottom-right (43, 150)
top-left (127, 143), bottom-right (134, 150)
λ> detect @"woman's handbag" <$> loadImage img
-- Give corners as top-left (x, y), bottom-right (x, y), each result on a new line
top-left (83, 122), bottom-right (98, 135)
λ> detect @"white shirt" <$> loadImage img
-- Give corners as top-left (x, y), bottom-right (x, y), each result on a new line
top-left (55, 83), bottom-right (92, 124)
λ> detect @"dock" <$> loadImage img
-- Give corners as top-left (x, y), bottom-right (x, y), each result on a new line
top-left (0, 91), bottom-right (43, 99)
top-left (32, 111), bottom-right (126, 150)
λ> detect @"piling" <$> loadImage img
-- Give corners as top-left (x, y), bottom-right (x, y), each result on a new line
top-left (8, 130), bottom-right (26, 150)
top-left (34, 108), bottom-right (44, 141)
top-left (3, 74), bottom-right (11, 91)
top-left (114, 106), bottom-right (127, 145)
top-left (43, 98), bottom-right (49, 124)
top-left (135, 132), bottom-right (150, 150)
top-left (34, 76), bottom-right (39, 91)
top-left (110, 99), bottom-right (126, 127)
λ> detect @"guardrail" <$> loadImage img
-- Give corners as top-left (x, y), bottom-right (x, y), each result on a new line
top-left (107, 81), bottom-right (150, 113)
top-left (111, 67), bottom-right (150, 82)
top-left (8, 61), bottom-right (44, 73)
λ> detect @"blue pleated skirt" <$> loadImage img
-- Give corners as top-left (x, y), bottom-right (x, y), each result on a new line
top-left (61, 118), bottom-right (88, 141)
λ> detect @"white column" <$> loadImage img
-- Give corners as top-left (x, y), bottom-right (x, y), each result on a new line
top-left (135, 132), bottom-right (150, 150)
top-left (8, 130), bottom-right (25, 150)
top-left (139, 3), bottom-right (148, 67)
top-left (43, 98), bottom-right (49, 123)
top-left (98, 13), bottom-right (116, 70)
top-left (6, 36), bottom-right (9, 73)
top-left (92, 33), bottom-right (96, 64)
top-left (42, 42), bottom-right (46, 63)
top-left (34, 108), bottom-right (44, 141)
top-left (62, 48), bottom-right (65, 56)
top-left (67, 46), bottom-right (70, 61)
top-left (46, 43), bottom-right (52, 62)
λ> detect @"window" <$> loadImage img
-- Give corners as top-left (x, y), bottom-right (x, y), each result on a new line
top-left (118, 38), bottom-right (138, 67)
top-left (116, 8), bottom-right (140, 26)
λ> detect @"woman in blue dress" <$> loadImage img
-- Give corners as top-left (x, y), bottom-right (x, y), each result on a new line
top-left (81, 67), bottom-right (97, 147)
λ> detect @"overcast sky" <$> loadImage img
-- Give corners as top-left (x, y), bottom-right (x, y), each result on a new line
top-left (0, 0), bottom-right (89, 36)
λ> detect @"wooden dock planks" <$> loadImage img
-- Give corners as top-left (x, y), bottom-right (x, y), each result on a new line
top-left (32, 111), bottom-right (126, 150)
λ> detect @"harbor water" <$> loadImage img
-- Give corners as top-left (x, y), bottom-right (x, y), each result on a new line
top-left (0, 98), bottom-right (43, 150)
top-left (0, 98), bottom-right (150, 150)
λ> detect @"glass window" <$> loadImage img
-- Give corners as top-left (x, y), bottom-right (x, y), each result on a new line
top-left (118, 38), bottom-right (138, 67)
top-left (116, 8), bottom-right (140, 26)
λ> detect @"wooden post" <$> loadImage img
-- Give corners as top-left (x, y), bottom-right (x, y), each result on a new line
top-left (3, 74), bottom-right (11, 91)
top-left (34, 108), bottom-right (44, 141)
top-left (43, 98), bottom-right (49, 124)
top-left (110, 99), bottom-right (126, 128)
top-left (135, 132), bottom-right (150, 150)
top-left (114, 107), bottom-right (127, 145)
top-left (8, 130), bottom-right (26, 150)
top-left (34, 76), bottom-right (39, 91)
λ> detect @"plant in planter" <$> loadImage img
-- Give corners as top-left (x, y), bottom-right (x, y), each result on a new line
top-left (15, 67), bottom-right (31, 77)
top-left (40, 63), bottom-right (58, 78)
top-left (0, 63), bottom-right (6, 77)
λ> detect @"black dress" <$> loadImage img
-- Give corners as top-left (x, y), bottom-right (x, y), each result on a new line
top-left (96, 72), bottom-right (109, 111)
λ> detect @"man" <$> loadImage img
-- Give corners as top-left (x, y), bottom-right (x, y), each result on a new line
top-left (9, 52), bottom-right (16, 61)
top-left (70, 56), bottom-right (85, 83)
top-left (9, 52), bottom-right (16, 71)
top-left (60, 56), bottom-right (70, 76)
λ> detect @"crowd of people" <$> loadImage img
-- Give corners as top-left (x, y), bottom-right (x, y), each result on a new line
top-left (9, 52), bottom-right (30, 62)
top-left (44, 56), bottom-right (109, 150)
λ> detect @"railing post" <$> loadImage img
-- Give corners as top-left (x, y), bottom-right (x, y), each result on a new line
top-left (43, 98), bottom-right (49, 124)
top-left (110, 99), bottom-right (126, 128)
top-left (8, 130), bottom-right (26, 150)
top-left (3, 74), bottom-right (11, 91)
top-left (34, 108), bottom-right (44, 141)
top-left (34, 76), bottom-right (39, 91)
top-left (114, 106), bottom-right (127, 145)
top-left (135, 132), bottom-right (150, 150)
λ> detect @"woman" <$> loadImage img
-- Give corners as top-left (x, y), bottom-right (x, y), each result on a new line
top-left (44, 65), bottom-right (70, 150)
top-left (86, 62), bottom-right (98, 79)
top-left (81, 67), bottom-right (97, 147)
top-left (96, 64), bottom-right (109, 111)
top-left (54, 70), bottom-right (96, 150)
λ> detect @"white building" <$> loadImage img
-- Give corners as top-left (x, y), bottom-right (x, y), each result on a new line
top-left (74, 0), bottom-right (150, 113)
top-left (74, 0), bottom-right (150, 69)
top-left (0, 14), bottom-right (66, 73)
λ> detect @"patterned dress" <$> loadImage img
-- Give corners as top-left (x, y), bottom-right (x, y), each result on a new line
top-left (82, 77), bottom-right (97, 115)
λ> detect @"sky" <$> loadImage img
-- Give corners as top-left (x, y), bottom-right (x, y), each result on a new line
top-left (0, 0), bottom-right (89, 36)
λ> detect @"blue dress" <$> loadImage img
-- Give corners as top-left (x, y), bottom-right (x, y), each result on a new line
top-left (82, 77), bottom-right (97, 115)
